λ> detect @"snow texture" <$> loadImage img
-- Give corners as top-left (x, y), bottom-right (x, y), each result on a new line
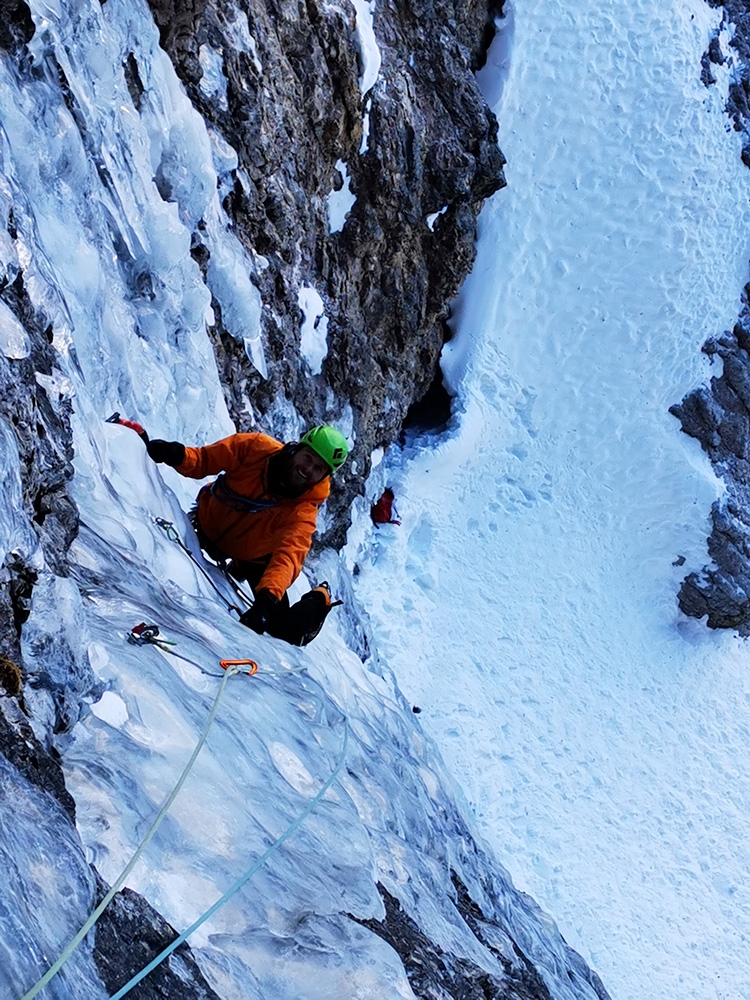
top-left (326, 159), bottom-right (357, 233)
top-left (351, 2), bottom-right (750, 998)
top-left (352, 0), bottom-right (381, 96)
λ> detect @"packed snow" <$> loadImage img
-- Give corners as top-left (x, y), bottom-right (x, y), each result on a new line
top-left (351, 0), bottom-right (381, 96)
top-left (352, 1), bottom-right (750, 998)
top-left (298, 286), bottom-right (329, 375)
top-left (326, 159), bottom-right (357, 234)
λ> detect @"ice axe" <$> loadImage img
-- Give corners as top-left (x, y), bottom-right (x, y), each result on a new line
top-left (106, 411), bottom-right (150, 444)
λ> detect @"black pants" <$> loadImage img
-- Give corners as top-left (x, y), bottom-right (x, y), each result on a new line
top-left (189, 508), bottom-right (330, 646)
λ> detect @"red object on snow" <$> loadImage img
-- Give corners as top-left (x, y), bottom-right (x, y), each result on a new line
top-left (370, 488), bottom-right (401, 527)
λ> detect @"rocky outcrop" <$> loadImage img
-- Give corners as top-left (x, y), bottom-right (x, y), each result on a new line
top-left (350, 870), bottom-right (611, 1000)
top-left (0, 268), bottom-right (78, 664)
top-left (671, 1), bottom-right (750, 632)
top-left (92, 873), bottom-right (222, 1000)
top-left (144, 0), bottom-right (506, 545)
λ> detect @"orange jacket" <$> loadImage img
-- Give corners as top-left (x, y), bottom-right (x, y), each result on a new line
top-left (176, 433), bottom-right (329, 599)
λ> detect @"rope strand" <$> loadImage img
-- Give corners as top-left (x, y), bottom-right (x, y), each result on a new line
top-left (20, 664), bottom-right (243, 1000)
top-left (109, 718), bottom-right (349, 1000)
top-left (154, 518), bottom-right (248, 615)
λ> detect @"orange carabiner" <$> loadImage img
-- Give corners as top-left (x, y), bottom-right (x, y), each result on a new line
top-left (220, 658), bottom-right (258, 676)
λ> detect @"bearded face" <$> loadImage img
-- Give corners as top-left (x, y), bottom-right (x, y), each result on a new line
top-left (269, 444), bottom-right (330, 497)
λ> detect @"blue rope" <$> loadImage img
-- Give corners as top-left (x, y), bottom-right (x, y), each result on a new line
top-left (109, 718), bottom-right (349, 999)
top-left (20, 664), bottom-right (242, 1000)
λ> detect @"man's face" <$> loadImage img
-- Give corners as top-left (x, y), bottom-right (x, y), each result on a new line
top-left (286, 444), bottom-right (330, 491)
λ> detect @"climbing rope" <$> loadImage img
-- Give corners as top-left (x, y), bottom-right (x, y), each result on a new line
top-left (20, 661), bottom-right (248, 1000)
top-left (127, 622), bottom-right (225, 675)
top-left (128, 620), bottom-right (304, 680)
top-left (154, 517), bottom-right (249, 616)
top-left (109, 717), bottom-right (349, 1000)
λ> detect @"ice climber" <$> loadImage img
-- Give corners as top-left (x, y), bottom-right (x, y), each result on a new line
top-left (146, 425), bottom-right (349, 646)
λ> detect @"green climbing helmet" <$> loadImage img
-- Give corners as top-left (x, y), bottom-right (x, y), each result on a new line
top-left (301, 425), bottom-right (349, 472)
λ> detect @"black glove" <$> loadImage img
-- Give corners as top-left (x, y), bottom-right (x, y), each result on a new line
top-left (146, 439), bottom-right (185, 467)
top-left (240, 589), bottom-right (279, 635)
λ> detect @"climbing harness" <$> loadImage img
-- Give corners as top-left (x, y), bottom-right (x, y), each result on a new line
top-left (205, 473), bottom-right (281, 513)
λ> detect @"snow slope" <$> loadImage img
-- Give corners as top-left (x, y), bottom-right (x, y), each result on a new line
top-left (350, 2), bottom-right (750, 998)
top-left (0, 0), bottom-right (608, 998)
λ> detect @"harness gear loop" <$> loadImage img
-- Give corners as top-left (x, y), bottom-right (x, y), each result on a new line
top-left (205, 474), bottom-right (280, 513)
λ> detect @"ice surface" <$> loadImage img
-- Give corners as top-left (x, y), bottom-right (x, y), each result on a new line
top-left (326, 159), bottom-right (356, 233)
top-left (0, 753), bottom-right (106, 1000)
top-left (3, 2), bottom-right (597, 997)
top-left (199, 45), bottom-right (229, 109)
top-left (360, 98), bottom-right (372, 154)
top-left (425, 206), bottom-right (447, 231)
top-left (0, 418), bottom-right (41, 569)
top-left (0, 298), bottom-right (30, 358)
top-left (298, 286), bottom-right (329, 375)
top-left (5, 0), bottom-right (748, 998)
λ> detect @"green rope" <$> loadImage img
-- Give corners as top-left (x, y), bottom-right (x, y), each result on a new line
top-left (109, 717), bottom-right (349, 999)
top-left (20, 664), bottom-right (242, 1000)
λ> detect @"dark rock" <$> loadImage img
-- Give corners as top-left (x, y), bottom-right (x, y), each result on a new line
top-left (92, 872), bottom-right (223, 1000)
top-left (670, 20), bottom-right (750, 640)
top-left (0, 270), bottom-right (79, 576)
top-left (0, 0), bottom-right (35, 55)
top-left (352, 882), bottom-right (548, 999)
top-left (0, 698), bottom-right (77, 821)
top-left (351, 876), bottom-right (611, 1000)
top-left (145, 0), bottom-right (506, 548)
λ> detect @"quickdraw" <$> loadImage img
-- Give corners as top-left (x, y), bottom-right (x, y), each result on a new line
top-left (127, 622), bottom-right (175, 651)
top-left (154, 517), bottom-right (247, 617)
top-left (220, 658), bottom-right (258, 676)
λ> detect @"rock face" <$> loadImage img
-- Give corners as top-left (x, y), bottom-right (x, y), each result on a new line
top-left (0, 270), bottom-right (79, 663)
top-left (352, 877), bottom-right (610, 1000)
top-left (145, 0), bottom-right (506, 545)
top-left (0, 1), bottom-right (611, 998)
top-left (92, 873), bottom-right (222, 1000)
top-left (671, 0), bottom-right (750, 632)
